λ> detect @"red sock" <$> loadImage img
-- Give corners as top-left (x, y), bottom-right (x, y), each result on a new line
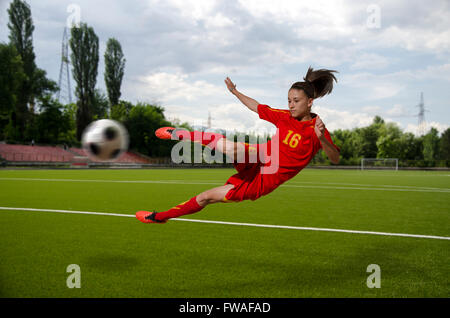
top-left (155, 196), bottom-right (204, 221)
top-left (175, 130), bottom-right (224, 149)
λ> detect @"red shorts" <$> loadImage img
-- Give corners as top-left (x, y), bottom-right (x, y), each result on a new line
top-left (223, 143), bottom-right (269, 202)
top-left (224, 162), bottom-right (264, 202)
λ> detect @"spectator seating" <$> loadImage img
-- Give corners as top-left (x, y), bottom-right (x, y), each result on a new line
top-left (70, 147), bottom-right (151, 164)
top-left (0, 144), bottom-right (152, 164)
top-left (0, 144), bottom-right (73, 162)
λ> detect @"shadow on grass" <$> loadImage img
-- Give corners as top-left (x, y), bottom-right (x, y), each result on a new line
top-left (83, 253), bottom-right (141, 272)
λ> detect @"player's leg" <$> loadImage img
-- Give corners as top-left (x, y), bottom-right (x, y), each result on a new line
top-left (135, 184), bottom-right (235, 224)
top-left (215, 137), bottom-right (248, 162)
top-left (156, 127), bottom-right (225, 149)
top-left (156, 126), bottom-right (250, 162)
top-left (138, 128), bottom-right (256, 224)
top-left (196, 183), bottom-right (235, 206)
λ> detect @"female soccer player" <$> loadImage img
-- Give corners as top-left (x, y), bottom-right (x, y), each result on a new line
top-left (136, 67), bottom-right (340, 224)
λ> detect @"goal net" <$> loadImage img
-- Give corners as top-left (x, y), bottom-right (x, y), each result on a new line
top-left (361, 158), bottom-right (398, 170)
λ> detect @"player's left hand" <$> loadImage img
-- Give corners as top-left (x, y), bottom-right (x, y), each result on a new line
top-left (314, 116), bottom-right (325, 139)
top-left (224, 77), bottom-right (237, 93)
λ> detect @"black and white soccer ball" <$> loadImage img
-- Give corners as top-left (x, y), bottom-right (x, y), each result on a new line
top-left (82, 119), bottom-right (129, 161)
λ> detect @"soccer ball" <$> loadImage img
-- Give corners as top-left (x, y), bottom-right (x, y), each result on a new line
top-left (82, 119), bottom-right (129, 161)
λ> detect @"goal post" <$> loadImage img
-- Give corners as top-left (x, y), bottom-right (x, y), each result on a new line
top-left (361, 158), bottom-right (398, 171)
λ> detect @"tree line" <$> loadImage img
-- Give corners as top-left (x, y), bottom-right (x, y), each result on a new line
top-left (0, 0), bottom-right (448, 166)
top-left (321, 117), bottom-right (449, 167)
top-left (0, 0), bottom-right (178, 157)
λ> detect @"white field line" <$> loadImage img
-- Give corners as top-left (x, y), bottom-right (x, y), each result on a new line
top-left (0, 177), bottom-right (449, 193)
top-left (286, 181), bottom-right (447, 191)
top-left (0, 177), bottom-right (222, 185)
top-left (0, 206), bottom-right (449, 241)
top-left (281, 184), bottom-right (450, 193)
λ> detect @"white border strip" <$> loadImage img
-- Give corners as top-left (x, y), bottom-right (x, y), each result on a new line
top-left (1, 206), bottom-right (449, 241)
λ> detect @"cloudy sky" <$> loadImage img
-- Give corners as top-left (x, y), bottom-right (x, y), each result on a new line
top-left (1, 0), bottom-right (449, 135)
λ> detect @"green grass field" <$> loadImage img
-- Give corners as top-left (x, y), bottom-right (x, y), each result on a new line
top-left (0, 168), bottom-right (449, 298)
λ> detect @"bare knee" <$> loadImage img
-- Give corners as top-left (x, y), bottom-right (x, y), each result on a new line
top-left (196, 191), bottom-right (216, 206)
top-left (197, 185), bottom-right (234, 206)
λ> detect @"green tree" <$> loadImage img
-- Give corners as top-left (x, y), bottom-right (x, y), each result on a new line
top-left (348, 128), bottom-right (364, 159)
top-left (376, 122), bottom-right (403, 159)
top-left (124, 103), bottom-right (173, 157)
top-left (439, 128), bottom-right (450, 162)
top-left (70, 22), bottom-right (99, 140)
top-left (373, 115), bottom-right (384, 125)
top-left (359, 125), bottom-right (379, 158)
top-left (7, 0), bottom-right (57, 141)
top-left (92, 89), bottom-right (109, 119)
top-left (60, 102), bottom-right (78, 146)
top-left (398, 132), bottom-right (422, 162)
top-left (359, 116), bottom-right (385, 158)
top-left (104, 38), bottom-right (125, 109)
top-left (422, 127), bottom-right (440, 163)
top-left (111, 100), bottom-right (133, 122)
top-left (31, 68), bottom-right (58, 107)
top-left (331, 129), bottom-right (355, 164)
top-left (35, 96), bottom-right (70, 144)
top-left (0, 43), bottom-right (26, 139)
top-left (7, 0), bottom-right (35, 139)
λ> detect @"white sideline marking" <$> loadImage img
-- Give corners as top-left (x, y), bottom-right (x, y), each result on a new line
top-left (281, 184), bottom-right (450, 193)
top-left (287, 180), bottom-right (447, 191)
top-left (0, 177), bottom-right (449, 193)
top-left (0, 206), bottom-right (449, 241)
top-left (0, 177), bottom-right (222, 186)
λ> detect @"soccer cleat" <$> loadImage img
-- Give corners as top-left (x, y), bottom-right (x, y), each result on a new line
top-left (135, 211), bottom-right (167, 224)
top-left (155, 127), bottom-right (186, 140)
top-left (155, 127), bottom-right (174, 139)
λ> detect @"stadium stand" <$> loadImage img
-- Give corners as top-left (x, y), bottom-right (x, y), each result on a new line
top-left (0, 144), bottom-right (152, 164)
top-left (0, 144), bottom-right (73, 162)
top-left (69, 147), bottom-right (151, 164)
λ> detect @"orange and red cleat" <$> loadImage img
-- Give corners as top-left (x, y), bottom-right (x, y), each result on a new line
top-left (135, 211), bottom-right (167, 224)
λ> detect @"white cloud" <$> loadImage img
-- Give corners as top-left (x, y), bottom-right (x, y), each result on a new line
top-left (162, 0), bottom-right (216, 21)
top-left (362, 105), bottom-right (382, 114)
top-left (350, 53), bottom-right (390, 70)
top-left (129, 71), bottom-right (224, 103)
top-left (340, 72), bottom-right (406, 100)
top-left (164, 101), bottom-right (276, 136)
top-left (416, 63), bottom-right (450, 82)
top-left (204, 12), bottom-right (234, 28)
top-left (374, 25), bottom-right (450, 53)
top-left (386, 104), bottom-right (412, 117)
top-left (208, 103), bottom-right (272, 134)
top-left (313, 105), bottom-right (374, 131)
top-left (237, 0), bottom-right (351, 32)
top-left (404, 122), bottom-right (449, 136)
top-left (124, 70), bottom-right (275, 133)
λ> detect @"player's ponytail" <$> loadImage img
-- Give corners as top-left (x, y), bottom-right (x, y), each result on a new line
top-left (290, 67), bottom-right (338, 99)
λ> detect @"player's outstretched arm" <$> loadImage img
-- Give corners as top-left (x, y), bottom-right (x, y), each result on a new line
top-left (225, 77), bottom-right (259, 114)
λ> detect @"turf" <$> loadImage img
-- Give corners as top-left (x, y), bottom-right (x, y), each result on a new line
top-left (0, 168), bottom-right (449, 298)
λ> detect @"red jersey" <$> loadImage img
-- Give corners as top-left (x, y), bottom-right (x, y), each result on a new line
top-left (224, 104), bottom-right (339, 202)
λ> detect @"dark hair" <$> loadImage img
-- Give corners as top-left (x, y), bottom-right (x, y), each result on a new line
top-left (290, 66), bottom-right (338, 99)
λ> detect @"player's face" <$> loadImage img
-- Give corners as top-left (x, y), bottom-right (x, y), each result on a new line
top-left (288, 89), bottom-right (313, 120)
